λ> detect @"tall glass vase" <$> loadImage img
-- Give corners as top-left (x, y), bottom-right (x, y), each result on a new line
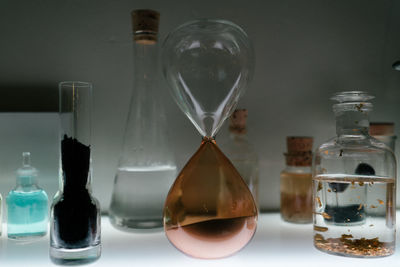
top-left (50, 81), bottom-right (101, 264)
top-left (109, 10), bottom-right (177, 231)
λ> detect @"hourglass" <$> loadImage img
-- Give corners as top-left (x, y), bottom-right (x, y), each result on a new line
top-left (162, 19), bottom-right (257, 259)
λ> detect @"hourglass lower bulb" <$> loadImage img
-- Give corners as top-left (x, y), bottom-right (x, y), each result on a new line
top-left (164, 138), bottom-right (257, 259)
top-left (162, 19), bottom-right (257, 259)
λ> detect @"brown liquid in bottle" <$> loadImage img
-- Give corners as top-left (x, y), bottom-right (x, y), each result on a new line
top-left (164, 138), bottom-right (257, 259)
top-left (280, 171), bottom-right (313, 223)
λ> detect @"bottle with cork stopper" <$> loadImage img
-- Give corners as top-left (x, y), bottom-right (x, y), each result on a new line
top-left (312, 91), bottom-right (396, 257)
top-left (220, 109), bottom-right (259, 208)
top-left (109, 9), bottom-right (177, 232)
top-left (280, 136), bottom-right (313, 223)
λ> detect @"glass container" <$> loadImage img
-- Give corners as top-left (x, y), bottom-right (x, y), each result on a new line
top-left (220, 109), bottom-right (259, 208)
top-left (162, 19), bottom-right (257, 259)
top-left (109, 9), bottom-right (177, 232)
top-left (280, 137), bottom-right (313, 223)
top-left (313, 91), bottom-right (397, 257)
top-left (7, 152), bottom-right (48, 240)
top-left (370, 123), bottom-right (396, 152)
top-left (50, 81), bottom-right (101, 264)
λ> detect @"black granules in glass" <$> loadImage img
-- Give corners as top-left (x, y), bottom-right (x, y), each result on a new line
top-left (52, 135), bottom-right (99, 249)
top-left (324, 163), bottom-right (376, 224)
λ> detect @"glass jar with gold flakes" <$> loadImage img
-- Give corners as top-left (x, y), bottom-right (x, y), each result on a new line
top-left (313, 91), bottom-right (397, 258)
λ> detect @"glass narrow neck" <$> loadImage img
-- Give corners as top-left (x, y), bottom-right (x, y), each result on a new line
top-left (133, 40), bottom-right (158, 91)
top-left (22, 152), bottom-right (30, 166)
top-left (17, 176), bottom-right (36, 186)
top-left (129, 40), bottom-right (159, 116)
top-left (335, 109), bottom-right (370, 136)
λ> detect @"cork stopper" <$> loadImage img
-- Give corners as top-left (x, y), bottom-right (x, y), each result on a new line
top-left (285, 136), bottom-right (313, 166)
top-left (370, 122), bottom-right (395, 136)
top-left (287, 136), bottom-right (313, 152)
top-left (131, 9), bottom-right (160, 44)
top-left (229, 109), bottom-right (248, 134)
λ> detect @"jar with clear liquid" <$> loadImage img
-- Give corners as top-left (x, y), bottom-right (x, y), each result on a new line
top-left (162, 19), bottom-right (257, 259)
top-left (313, 91), bottom-right (397, 257)
top-left (220, 109), bottom-right (259, 208)
top-left (109, 9), bottom-right (177, 231)
top-left (7, 152), bottom-right (48, 240)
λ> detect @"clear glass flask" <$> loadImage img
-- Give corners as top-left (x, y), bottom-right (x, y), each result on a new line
top-left (280, 137), bottom-right (313, 223)
top-left (109, 9), bottom-right (177, 231)
top-left (162, 19), bottom-right (257, 259)
top-left (220, 109), bottom-right (259, 207)
top-left (313, 91), bottom-right (397, 257)
top-left (7, 152), bottom-right (48, 240)
top-left (50, 81), bottom-right (101, 264)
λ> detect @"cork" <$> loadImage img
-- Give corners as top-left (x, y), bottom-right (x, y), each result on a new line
top-left (287, 136), bottom-right (313, 152)
top-left (131, 9), bottom-right (160, 44)
top-left (370, 122), bottom-right (395, 136)
top-left (285, 136), bottom-right (313, 166)
top-left (229, 109), bottom-right (248, 134)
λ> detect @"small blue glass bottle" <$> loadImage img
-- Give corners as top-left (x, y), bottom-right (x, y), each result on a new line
top-left (7, 152), bottom-right (49, 240)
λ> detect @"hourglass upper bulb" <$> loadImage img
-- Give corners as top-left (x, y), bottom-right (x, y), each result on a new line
top-left (162, 19), bottom-right (254, 138)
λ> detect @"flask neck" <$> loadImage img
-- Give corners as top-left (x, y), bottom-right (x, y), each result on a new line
top-left (132, 41), bottom-right (158, 92)
top-left (118, 37), bottom-right (173, 167)
top-left (335, 108), bottom-right (370, 137)
top-left (17, 176), bottom-right (37, 187)
top-left (16, 152), bottom-right (38, 187)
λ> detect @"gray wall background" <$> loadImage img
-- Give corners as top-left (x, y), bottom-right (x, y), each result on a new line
top-left (0, 0), bottom-right (399, 212)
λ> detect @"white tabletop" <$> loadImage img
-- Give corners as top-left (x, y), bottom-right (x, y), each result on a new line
top-left (0, 213), bottom-right (399, 266)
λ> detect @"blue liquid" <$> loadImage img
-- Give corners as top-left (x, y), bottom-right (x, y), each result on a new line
top-left (7, 189), bottom-right (49, 239)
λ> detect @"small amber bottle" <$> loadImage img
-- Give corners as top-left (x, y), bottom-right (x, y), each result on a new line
top-left (280, 136), bottom-right (313, 223)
